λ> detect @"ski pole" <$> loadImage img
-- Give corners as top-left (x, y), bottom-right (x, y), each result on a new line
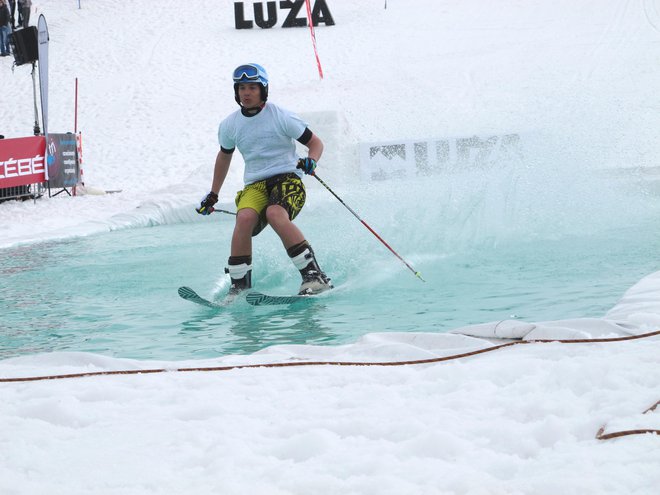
top-left (210, 207), bottom-right (237, 216)
top-left (311, 173), bottom-right (425, 282)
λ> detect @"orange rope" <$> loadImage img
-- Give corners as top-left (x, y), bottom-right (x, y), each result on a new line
top-left (2, 329), bottom-right (659, 442)
top-left (1, 329), bottom-right (658, 383)
top-left (596, 400), bottom-right (660, 441)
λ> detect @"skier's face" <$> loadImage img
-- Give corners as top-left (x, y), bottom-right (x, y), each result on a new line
top-left (237, 83), bottom-right (263, 107)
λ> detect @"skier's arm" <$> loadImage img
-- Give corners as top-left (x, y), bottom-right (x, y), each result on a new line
top-left (298, 130), bottom-right (323, 162)
top-left (197, 149), bottom-right (233, 215)
top-left (305, 133), bottom-right (323, 162)
top-left (296, 130), bottom-right (324, 175)
top-left (211, 148), bottom-right (233, 194)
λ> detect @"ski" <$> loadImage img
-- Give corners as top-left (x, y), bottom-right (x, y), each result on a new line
top-left (245, 291), bottom-right (316, 306)
top-left (178, 286), bottom-right (234, 309)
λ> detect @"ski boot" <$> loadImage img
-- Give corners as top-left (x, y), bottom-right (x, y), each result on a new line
top-left (288, 241), bottom-right (333, 295)
top-left (225, 256), bottom-right (252, 297)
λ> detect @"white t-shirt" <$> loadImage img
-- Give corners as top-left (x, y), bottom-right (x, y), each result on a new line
top-left (218, 103), bottom-right (308, 184)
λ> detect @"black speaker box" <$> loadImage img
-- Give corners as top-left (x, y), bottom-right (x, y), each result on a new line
top-left (9, 27), bottom-right (39, 66)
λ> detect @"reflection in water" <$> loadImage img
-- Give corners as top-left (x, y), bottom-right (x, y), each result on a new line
top-left (178, 300), bottom-right (335, 356)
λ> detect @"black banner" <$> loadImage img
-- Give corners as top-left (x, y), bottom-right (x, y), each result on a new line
top-left (46, 133), bottom-right (79, 188)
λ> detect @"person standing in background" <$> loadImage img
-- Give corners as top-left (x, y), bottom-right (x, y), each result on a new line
top-left (0, 0), bottom-right (11, 57)
top-left (7, 0), bottom-right (15, 28)
top-left (17, 0), bottom-right (29, 28)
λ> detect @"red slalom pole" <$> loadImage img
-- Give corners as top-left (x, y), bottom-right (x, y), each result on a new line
top-left (311, 173), bottom-right (425, 282)
top-left (304, 0), bottom-right (324, 79)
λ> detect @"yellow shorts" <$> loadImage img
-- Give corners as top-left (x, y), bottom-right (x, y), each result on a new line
top-left (234, 173), bottom-right (306, 236)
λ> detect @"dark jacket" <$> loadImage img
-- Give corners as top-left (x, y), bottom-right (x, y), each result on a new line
top-left (0, 4), bottom-right (11, 27)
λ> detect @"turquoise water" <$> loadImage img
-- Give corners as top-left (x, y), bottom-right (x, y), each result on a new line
top-left (1, 170), bottom-right (659, 360)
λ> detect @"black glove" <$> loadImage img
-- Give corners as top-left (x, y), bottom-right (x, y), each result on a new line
top-left (297, 157), bottom-right (317, 175)
top-left (196, 191), bottom-right (218, 215)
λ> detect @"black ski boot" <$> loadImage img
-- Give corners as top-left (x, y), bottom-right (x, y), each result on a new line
top-left (225, 256), bottom-right (252, 296)
top-left (287, 241), bottom-right (333, 295)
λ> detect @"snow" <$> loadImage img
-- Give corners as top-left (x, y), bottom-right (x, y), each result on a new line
top-left (1, 1), bottom-right (660, 493)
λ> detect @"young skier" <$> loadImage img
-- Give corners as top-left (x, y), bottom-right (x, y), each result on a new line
top-left (197, 63), bottom-right (333, 296)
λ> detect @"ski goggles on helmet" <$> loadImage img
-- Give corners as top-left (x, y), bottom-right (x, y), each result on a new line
top-left (233, 64), bottom-right (265, 83)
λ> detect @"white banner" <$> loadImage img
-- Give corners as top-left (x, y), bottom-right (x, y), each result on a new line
top-left (37, 15), bottom-right (49, 138)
